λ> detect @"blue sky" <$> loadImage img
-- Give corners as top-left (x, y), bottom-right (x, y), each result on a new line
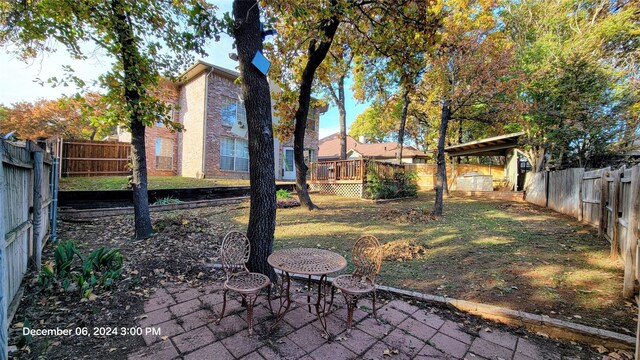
top-left (0, 0), bottom-right (368, 139)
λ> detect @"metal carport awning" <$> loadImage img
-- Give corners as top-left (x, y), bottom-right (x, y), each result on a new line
top-left (444, 132), bottom-right (524, 157)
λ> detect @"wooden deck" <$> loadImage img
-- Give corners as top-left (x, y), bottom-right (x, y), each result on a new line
top-left (309, 159), bottom-right (405, 184)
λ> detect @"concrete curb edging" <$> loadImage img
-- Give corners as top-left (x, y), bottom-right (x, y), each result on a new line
top-left (283, 272), bottom-right (634, 350)
top-left (374, 285), bottom-right (635, 351)
top-left (58, 196), bottom-right (249, 220)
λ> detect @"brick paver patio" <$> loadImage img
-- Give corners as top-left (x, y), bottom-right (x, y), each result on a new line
top-left (128, 282), bottom-right (586, 360)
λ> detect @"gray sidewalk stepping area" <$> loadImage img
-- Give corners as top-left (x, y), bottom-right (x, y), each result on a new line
top-left (128, 282), bottom-right (600, 360)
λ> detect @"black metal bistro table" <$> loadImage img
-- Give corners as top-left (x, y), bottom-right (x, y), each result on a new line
top-left (268, 248), bottom-right (347, 334)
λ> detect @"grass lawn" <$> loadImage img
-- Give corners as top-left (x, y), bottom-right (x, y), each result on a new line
top-left (59, 176), bottom-right (251, 191)
top-left (195, 191), bottom-right (633, 334)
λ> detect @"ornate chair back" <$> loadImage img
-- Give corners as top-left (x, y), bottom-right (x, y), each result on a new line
top-left (351, 235), bottom-right (383, 284)
top-left (221, 231), bottom-right (251, 280)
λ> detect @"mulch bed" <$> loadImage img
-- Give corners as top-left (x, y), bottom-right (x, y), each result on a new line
top-left (8, 211), bottom-right (234, 359)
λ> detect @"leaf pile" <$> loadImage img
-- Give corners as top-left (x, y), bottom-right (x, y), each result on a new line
top-left (382, 239), bottom-right (429, 261)
top-left (377, 207), bottom-right (436, 224)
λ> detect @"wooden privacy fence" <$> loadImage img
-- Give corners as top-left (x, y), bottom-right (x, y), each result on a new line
top-left (62, 140), bottom-right (131, 177)
top-left (0, 140), bottom-right (57, 359)
top-left (524, 165), bottom-right (640, 298)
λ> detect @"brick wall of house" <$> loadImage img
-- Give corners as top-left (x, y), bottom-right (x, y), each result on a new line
top-left (203, 72), bottom-right (251, 180)
top-left (145, 125), bottom-right (179, 176)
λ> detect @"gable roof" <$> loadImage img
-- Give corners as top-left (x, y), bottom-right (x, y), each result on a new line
top-left (319, 133), bottom-right (430, 160)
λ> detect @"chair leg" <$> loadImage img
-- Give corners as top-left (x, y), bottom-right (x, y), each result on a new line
top-left (372, 289), bottom-right (379, 323)
top-left (267, 285), bottom-right (274, 316)
top-left (216, 288), bottom-right (228, 325)
top-left (245, 294), bottom-right (257, 336)
top-left (343, 293), bottom-right (358, 335)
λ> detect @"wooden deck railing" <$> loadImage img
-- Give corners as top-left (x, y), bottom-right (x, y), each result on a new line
top-left (309, 159), bottom-right (406, 183)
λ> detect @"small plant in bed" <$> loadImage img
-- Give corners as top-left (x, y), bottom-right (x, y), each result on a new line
top-left (38, 240), bottom-right (123, 300)
top-left (276, 189), bottom-right (300, 208)
top-left (153, 196), bottom-right (183, 205)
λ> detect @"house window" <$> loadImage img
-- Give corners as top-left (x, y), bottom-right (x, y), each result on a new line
top-left (221, 96), bottom-right (247, 127)
top-left (220, 137), bottom-right (249, 172)
top-left (304, 149), bottom-right (317, 164)
top-left (155, 138), bottom-right (173, 170)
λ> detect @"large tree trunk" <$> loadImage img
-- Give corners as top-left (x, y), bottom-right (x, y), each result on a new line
top-left (338, 75), bottom-right (347, 160)
top-left (293, 0), bottom-right (340, 210)
top-left (434, 100), bottom-right (451, 216)
top-left (233, 0), bottom-right (277, 279)
top-left (396, 87), bottom-right (410, 164)
top-left (112, 0), bottom-right (152, 239)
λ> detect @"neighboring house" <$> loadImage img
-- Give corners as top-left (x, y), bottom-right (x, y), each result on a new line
top-left (318, 133), bottom-right (430, 164)
top-left (117, 61), bottom-right (323, 180)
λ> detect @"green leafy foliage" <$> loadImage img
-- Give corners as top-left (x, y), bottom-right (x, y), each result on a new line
top-left (364, 162), bottom-right (418, 200)
top-left (276, 189), bottom-right (291, 199)
top-left (39, 240), bottom-right (123, 299)
top-left (153, 196), bottom-right (183, 205)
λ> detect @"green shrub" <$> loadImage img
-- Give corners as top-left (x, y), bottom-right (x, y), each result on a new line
top-left (364, 162), bottom-right (418, 199)
top-left (153, 196), bottom-right (183, 205)
top-left (39, 240), bottom-right (123, 298)
top-left (276, 189), bottom-right (291, 199)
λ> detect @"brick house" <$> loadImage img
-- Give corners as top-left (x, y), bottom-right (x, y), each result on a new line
top-left (118, 61), bottom-right (323, 180)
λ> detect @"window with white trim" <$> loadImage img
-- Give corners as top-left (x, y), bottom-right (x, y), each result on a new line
top-left (221, 96), bottom-right (246, 127)
top-left (220, 137), bottom-right (249, 172)
top-left (155, 138), bottom-right (174, 170)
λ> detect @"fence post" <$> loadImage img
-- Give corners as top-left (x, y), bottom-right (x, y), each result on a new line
top-left (578, 171), bottom-right (584, 222)
top-left (0, 141), bottom-right (8, 360)
top-left (623, 165), bottom-right (639, 298)
top-left (611, 168), bottom-right (621, 259)
top-left (32, 150), bottom-right (44, 271)
top-left (598, 169), bottom-right (608, 237)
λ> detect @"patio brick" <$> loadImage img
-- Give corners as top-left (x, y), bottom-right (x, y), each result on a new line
top-left (172, 325), bottom-right (216, 354)
top-left (439, 320), bottom-right (473, 344)
top-left (144, 288), bottom-right (176, 313)
top-left (382, 328), bottom-right (426, 358)
top-left (199, 292), bottom-right (225, 307)
top-left (252, 304), bottom-right (275, 323)
top-left (284, 307), bottom-right (319, 329)
top-left (468, 337), bottom-right (513, 360)
top-left (169, 299), bottom-right (202, 318)
top-left (332, 307), bottom-right (370, 325)
top-left (239, 351), bottom-right (266, 360)
top-left (412, 310), bottom-right (446, 330)
top-left (515, 338), bottom-right (560, 360)
top-left (384, 300), bottom-right (420, 315)
top-left (310, 313), bottom-right (346, 334)
top-left (139, 307), bottom-right (174, 327)
top-left (398, 317), bottom-right (438, 342)
top-left (338, 329), bottom-right (377, 354)
top-left (179, 309), bottom-right (218, 331)
top-left (429, 333), bottom-right (469, 359)
top-left (164, 283), bottom-right (190, 294)
top-left (173, 288), bottom-right (204, 303)
top-left (309, 342), bottom-right (356, 360)
top-left (478, 328), bottom-right (518, 350)
top-left (183, 340), bottom-right (233, 360)
top-left (209, 314), bottom-right (248, 339)
top-left (513, 352), bottom-right (537, 360)
top-left (287, 323), bottom-right (328, 353)
top-left (220, 329), bottom-right (267, 358)
top-left (128, 338), bottom-right (179, 360)
top-left (358, 316), bottom-right (394, 339)
top-left (143, 319), bottom-right (184, 346)
top-left (362, 341), bottom-right (411, 360)
top-left (415, 344), bottom-right (447, 359)
top-left (270, 336), bottom-right (307, 359)
top-left (377, 305), bottom-right (410, 326)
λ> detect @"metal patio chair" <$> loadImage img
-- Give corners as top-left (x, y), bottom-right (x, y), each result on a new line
top-left (216, 231), bottom-right (271, 336)
top-left (331, 235), bottom-right (383, 334)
